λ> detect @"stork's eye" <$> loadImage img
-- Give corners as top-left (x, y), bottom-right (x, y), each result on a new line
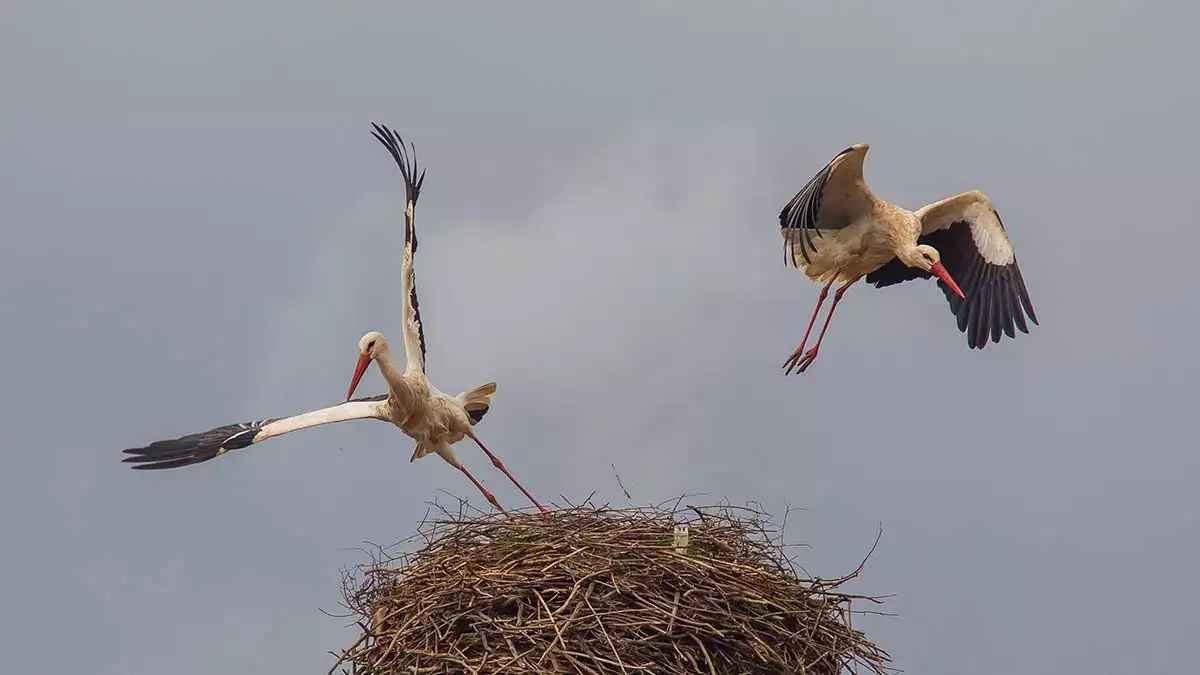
top-left (365, 340), bottom-right (376, 352)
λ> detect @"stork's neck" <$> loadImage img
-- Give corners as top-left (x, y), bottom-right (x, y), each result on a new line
top-left (890, 212), bottom-right (926, 267)
top-left (373, 346), bottom-right (409, 396)
top-left (894, 241), bottom-right (924, 268)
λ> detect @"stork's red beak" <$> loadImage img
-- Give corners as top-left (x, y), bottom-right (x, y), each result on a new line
top-left (346, 353), bottom-right (372, 401)
top-left (930, 262), bottom-right (966, 299)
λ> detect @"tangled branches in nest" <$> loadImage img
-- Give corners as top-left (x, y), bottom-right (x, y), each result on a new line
top-left (331, 499), bottom-right (893, 675)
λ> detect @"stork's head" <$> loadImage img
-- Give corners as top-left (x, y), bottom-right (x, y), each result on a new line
top-left (902, 244), bottom-right (966, 299)
top-left (358, 331), bottom-right (387, 358)
top-left (346, 331), bottom-right (387, 401)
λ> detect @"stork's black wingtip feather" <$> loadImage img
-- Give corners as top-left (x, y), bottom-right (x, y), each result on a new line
top-left (127, 455), bottom-right (214, 471)
top-left (371, 121), bottom-right (425, 204)
top-left (119, 420), bottom-right (268, 470)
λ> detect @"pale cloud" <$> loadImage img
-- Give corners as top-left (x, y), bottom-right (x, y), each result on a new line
top-left (252, 191), bottom-right (401, 413)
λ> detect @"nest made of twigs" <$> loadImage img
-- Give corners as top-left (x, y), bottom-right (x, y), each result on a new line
top-left (331, 500), bottom-right (893, 675)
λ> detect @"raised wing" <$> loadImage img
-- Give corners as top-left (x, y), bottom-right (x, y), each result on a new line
top-left (865, 190), bottom-right (1038, 349)
top-left (121, 395), bottom-right (389, 470)
top-left (371, 122), bottom-right (428, 374)
top-left (780, 143), bottom-right (874, 266)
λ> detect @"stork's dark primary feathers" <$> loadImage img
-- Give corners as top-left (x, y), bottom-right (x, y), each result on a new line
top-left (371, 123), bottom-right (428, 369)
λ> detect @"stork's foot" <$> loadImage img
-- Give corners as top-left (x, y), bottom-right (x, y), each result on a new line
top-left (782, 346), bottom-right (819, 375)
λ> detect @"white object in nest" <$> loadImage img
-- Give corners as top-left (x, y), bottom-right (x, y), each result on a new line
top-left (673, 525), bottom-right (689, 552)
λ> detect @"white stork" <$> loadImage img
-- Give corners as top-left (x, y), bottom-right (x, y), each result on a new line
top-left (778, 143), bottom-right (1038, 374)
top-left (122, 123), bottom-right (547, 514)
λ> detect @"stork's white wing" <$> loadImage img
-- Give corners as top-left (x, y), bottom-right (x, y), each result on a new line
top-left (866, 190), bottom-right (1038, 349)
top-left (372, 123), bottom-right (428, 374)
top-left (121, 395), bottom-right (390, 469)
top-left (779, 143), bottom-right (874, 266)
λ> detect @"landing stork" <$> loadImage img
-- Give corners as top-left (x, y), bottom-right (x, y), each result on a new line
top-left (122, 123), bottom-right (547, 514)
top-left (778, 143), bottom-right (1038, 374)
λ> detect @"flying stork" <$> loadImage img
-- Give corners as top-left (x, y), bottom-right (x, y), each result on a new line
top-left (778, 143), bottom-right (1038, 374)
top-left (122, 123), bottom-right (547, 514)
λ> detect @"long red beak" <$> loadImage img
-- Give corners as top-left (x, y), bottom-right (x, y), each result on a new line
top-left (346, 353), bottom-right (372, 401)
top-left (930, 262), bottom-right (966, 299)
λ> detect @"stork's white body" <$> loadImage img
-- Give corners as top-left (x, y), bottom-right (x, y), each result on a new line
top-left (359, 343), bottom-right (491, 467)
top-left (784, 202), bottom-right (921, 283)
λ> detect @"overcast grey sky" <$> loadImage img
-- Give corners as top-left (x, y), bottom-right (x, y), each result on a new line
top-left (2, 1), bottom-right (1197, 673)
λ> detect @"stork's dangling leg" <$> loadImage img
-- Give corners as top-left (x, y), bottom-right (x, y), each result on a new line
top-left (455, 462), bottom-right (507, 513)
top-left (782, 276), bottom-right (835, 373)
top-left (783, 275), bottom-right (863, 375)
top-left (467, 431), bottom-right (548, 513)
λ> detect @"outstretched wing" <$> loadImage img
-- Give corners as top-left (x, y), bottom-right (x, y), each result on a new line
top-left (865, 190), bottom-right (1038, 349)
top-left (779, 143), bottom-right (874, 267)
top-left (371, 122), bottom-right (428, 373)
top-left (121, 395), bottom-right (389, 470)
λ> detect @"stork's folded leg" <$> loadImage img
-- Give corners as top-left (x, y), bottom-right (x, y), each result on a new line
top-left (784, 275), bottom-right (862, 375)
top-left (782, 277), bottom-right (834, 374)
top-left (455, 464), bottom-right (506, 513)
top-left (469, 432), bottom-right (548, 513)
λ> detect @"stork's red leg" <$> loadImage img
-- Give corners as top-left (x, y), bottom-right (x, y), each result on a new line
top-left (783, 275), bottom-right (862, 375)
top-left (455, 463), bottom-right (507, 513)
top-left (782, 277), bottom-right (834, 372)
top-left (470, 433), bottom-right (548, 513)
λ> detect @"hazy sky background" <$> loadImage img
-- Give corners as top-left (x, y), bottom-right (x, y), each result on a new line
top-left (2, 1), bottom-right (1197, 673)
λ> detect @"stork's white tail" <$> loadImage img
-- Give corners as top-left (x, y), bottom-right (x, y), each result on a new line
top-left (458, 382), bottom-right (497, 425)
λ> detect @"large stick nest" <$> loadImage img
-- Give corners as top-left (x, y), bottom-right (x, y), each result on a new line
top-left (331, 500), bottom-right (893, 674)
